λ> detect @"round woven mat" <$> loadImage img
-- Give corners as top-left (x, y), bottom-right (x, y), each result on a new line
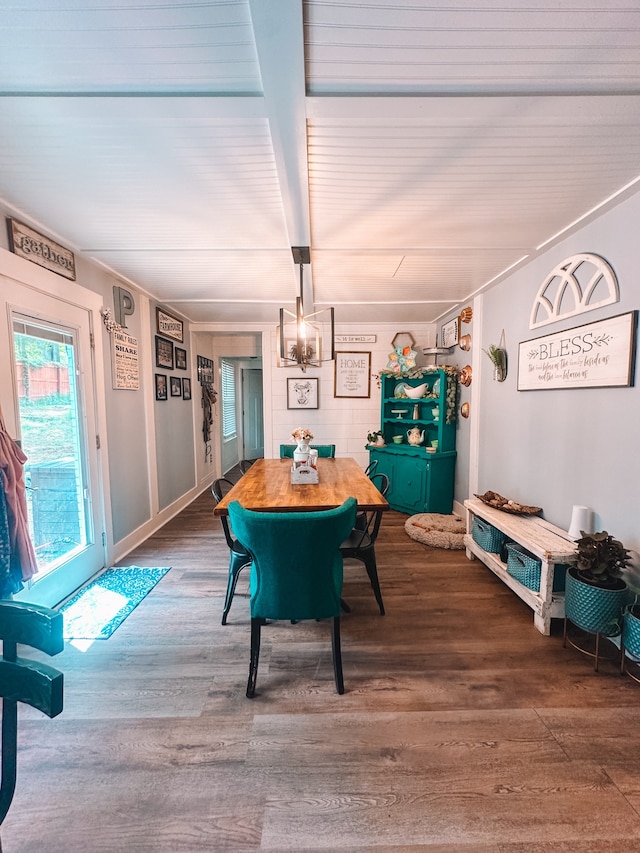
top-left (404, 513), bottom-right (466, 550)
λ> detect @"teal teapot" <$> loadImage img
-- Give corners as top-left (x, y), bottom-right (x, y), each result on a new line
top-left (406, 427), bottom-right (425, 446)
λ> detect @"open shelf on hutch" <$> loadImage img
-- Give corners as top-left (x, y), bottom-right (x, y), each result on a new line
top-left (369, 368), bottom-right (457, 515)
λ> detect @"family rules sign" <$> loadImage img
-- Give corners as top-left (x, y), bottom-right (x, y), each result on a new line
top-left (517, 311), bottom-right (636, 391)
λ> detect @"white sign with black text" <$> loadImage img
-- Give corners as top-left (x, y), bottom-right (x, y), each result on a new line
top-left (334, 351), bottom-right (371, 398)
top-left (111, 329), bottom-right (140, 390)
top-left (517, 311), bottom-right (636, 391)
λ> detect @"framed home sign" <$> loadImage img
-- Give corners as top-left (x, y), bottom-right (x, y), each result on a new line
top-left (517, 311), bottom-right (637, 391)
top-left (334, 352), bottom-right (371, 398)
top-left (156, 307), bottom-right (183, 342)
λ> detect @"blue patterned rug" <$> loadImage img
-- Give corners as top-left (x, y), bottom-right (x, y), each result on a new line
top-left (60, 566), bottom-right (170, 640)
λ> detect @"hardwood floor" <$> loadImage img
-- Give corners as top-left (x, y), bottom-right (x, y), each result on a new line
top-left (4, 490), bottom-right (640, 852)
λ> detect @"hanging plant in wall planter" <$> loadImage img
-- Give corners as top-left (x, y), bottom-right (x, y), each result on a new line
top-left (484, 343), bottom-right (508, 382)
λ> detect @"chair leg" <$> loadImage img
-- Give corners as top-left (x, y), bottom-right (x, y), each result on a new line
top-left (331, 615), bottom-right (344, 695)
top-left (246, 617), bottom-right (262, 698)
top-left (221, 558), bottom-right (250, 625)
top-left (363, 552), bottom-right (385, 615)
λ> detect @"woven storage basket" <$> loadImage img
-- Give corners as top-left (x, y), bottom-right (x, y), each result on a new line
top-left (471, 517), bottom-right (506, 553)
top-left (506, 542), bottom-right (567, 592)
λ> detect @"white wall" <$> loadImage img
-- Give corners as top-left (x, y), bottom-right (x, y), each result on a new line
top-left (473, 190), bottom-right (640, 552)
top-left (268, 323), bottom-right (438, 468)
top-left (6, 185), bottom-right (640, 564)
top-left (0, 209), bottom-right (203, 565)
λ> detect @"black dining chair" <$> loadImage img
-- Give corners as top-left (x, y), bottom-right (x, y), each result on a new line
top-left (239, 459), bottom-right (258, 474)
top-left (364, 459), bottom-right (378, 479)
top-left (279, 444), bottom-right (335, 458)
top-left (341, 472), bottom-right (389, 615)
top-left (211, 478), bottom-right (252, 625)
top-left (227, 497), bottom-right (357, 697)
top-left (355, 471), bottom-right (389, 531)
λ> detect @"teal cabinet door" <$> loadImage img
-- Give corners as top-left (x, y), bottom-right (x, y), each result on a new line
top-left (369, 447), bottom-right (456, 515)
top-left (390, 454), bottom-right (426, 514)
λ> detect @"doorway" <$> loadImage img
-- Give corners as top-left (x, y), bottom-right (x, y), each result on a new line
top-left (3, 281), bottom-right (105, 607)
top-left (242, 367), bottom-right (263, 461)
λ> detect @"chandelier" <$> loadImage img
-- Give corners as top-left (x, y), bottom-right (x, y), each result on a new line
top-left (279, 247), bottom-right (335, 372)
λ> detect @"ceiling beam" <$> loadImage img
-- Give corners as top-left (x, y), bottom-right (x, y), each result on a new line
top-left (248, 0), bottom-right (314, 308)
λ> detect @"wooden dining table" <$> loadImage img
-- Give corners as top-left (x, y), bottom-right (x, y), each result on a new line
top-left (213, 457), bottom-right (389, 515)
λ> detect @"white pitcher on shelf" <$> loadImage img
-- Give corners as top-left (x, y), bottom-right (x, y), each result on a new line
top-left (406, 427), bottom-right (425, 446)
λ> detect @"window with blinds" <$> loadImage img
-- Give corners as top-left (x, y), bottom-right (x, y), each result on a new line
top-left (221, 359), bottom-right (236, 439)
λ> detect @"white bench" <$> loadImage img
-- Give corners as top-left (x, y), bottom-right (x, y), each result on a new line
top-left (464, 498), bottom-right (577, 635)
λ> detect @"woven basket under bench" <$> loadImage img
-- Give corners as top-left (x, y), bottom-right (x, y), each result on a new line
top-left (506, 542), bottom-right (567, 593)
top-left (471, 516), bottom-right (506, 553)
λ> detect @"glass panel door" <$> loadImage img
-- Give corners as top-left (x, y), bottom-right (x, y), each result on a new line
top-left (13, 317), bottom-right (90, 577)
top-left (3, 280), bottom-right (105, 608)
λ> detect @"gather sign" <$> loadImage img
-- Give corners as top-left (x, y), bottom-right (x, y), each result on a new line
top-left (517, 311), bottom-right (636, 391)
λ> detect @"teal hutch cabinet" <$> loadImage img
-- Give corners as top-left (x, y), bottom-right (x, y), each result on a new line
top-left (369, 368), bottom-right (457, 515)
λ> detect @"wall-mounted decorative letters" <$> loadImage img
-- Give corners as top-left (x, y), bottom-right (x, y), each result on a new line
top-left (7, 218), bottom-right (76, 280)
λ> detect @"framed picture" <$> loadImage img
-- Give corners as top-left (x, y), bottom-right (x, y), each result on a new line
top-left (156, 307), bottom-right (183, 342)
top-left (182, 377), bottom-right (192, 400)
top-left (334, 352), bottom-right (371, 398)
top-left (170, 376), bottom-right (182, 397)
top-left (441, 317), bottom-right (460, 348)
top-left (155, 373), bottom-right (167, 401)
top-left (197, 355), bottom-right (214, 386)
top-left (155, 335), bottom-right (174, 370)
top-left (287, 377), bottom-right (319, 409)
top-left (175, 347), bottom-right (187, 370)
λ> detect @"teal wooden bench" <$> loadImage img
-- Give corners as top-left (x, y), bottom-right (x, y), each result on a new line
top-left (0, 601), bottom-right (64, 827)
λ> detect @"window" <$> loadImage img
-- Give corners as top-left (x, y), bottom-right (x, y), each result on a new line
top-left (221, 359), bottom-right (236, 439)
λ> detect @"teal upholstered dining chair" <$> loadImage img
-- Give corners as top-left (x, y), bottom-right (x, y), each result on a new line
top-left (212, 478), bottom-right (252, 625)
top-left (279, 444), bottom-right (336, 458)
top-left (227, 497), bottom-right (357, 697)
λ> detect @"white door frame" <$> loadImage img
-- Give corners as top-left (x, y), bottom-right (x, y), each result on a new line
top-left (0, 248), bottom-right (112, 598)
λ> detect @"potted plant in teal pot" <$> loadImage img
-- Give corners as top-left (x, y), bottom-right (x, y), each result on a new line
top-left (620, 559), bottom-right (640, 677)
top-left (565, 531), bottom-right (631, 668)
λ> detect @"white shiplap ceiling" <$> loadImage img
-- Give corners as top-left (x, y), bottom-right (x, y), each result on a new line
top-left (0, 0), bottom-right (639, 325)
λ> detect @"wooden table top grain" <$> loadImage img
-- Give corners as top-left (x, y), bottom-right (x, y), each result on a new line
top-left (213, 457), bottom-right (389, 515)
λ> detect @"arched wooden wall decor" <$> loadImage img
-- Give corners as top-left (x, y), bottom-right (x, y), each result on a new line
top-left (530, 253), bottom-right (619, 330)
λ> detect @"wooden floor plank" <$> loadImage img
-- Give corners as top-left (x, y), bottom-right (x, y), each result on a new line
top-left (3, 492), bottom-right (640, 851)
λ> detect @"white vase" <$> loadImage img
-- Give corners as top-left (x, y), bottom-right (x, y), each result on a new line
top-left (294, 440), bottom-right (310, 463)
